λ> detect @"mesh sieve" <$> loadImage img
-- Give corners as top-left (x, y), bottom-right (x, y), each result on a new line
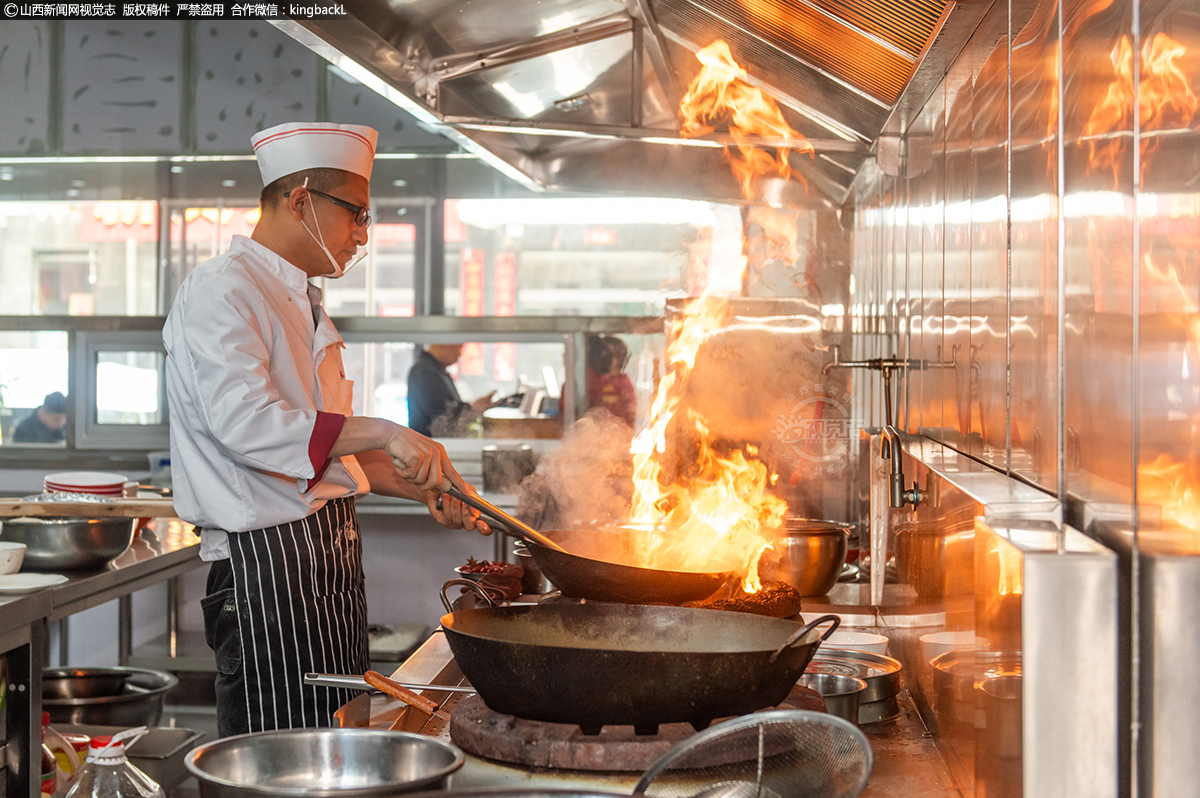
top-left (633, 710), bottom-right (872, 798)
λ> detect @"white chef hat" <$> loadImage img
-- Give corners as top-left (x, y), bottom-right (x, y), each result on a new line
top-left (250, 122), bottom-right (379, 185)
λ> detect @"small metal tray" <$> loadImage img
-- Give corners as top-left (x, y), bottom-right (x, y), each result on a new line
top-left (804, 648), bottom-right (903, 704)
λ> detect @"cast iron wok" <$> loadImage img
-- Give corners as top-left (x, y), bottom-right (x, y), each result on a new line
top-left (440, 601), bottom-right (839, 731)
top-left (445, 488), bottom-right (729, 604)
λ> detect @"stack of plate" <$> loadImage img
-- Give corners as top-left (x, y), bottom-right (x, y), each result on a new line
top-left (43, 472), bottom-right (128, 497)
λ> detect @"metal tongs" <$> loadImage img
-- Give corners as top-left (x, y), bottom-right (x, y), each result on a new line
top-left (443, 486), bottom-right (568, 552)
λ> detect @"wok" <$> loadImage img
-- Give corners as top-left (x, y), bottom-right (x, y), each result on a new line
top-left (441, 602), bottom-right (839, 731)
top-left (445, 488), bottom-right (728, 604)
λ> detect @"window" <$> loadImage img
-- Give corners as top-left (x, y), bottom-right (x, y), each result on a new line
top-left (0, 330), bottom-right (68, 446)
top-left (443, 198), bottom-right (742, 316)
top-left (0, 202), bottom-right (158, 315)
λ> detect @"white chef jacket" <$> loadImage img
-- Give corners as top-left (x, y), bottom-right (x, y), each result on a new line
top-left (163, 235), bottom-right (369, 560)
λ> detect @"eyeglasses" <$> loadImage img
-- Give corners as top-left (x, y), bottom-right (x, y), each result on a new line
top-left (289, 187), bottom-right (372, 228)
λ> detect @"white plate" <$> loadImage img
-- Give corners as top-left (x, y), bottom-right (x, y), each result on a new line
top-left (44, 471), bottom-right (127, 489)
top-left (0, 573), bottom-right (69, 593)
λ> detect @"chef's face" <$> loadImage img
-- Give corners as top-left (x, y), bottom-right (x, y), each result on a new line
top-left (297, 174), bottom-right (371, 277)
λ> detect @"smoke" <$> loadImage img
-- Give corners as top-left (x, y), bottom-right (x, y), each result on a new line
top-left (516, 409), bottom-right (634, 530)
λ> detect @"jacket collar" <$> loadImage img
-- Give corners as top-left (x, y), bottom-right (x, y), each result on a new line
top-left (230, 235), bottom-right (312, 297)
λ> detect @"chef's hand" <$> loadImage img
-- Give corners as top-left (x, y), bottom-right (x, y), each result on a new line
top-left (382, 425), bottom-right (467, 495)
top-left (423, 488), bottom-right (492, 536)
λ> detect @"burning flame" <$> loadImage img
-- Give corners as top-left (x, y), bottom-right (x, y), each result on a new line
top-left (619, 41), bottom-right (818, 592)
top-left (991, 543), bottom-right (1024, 597)
top-left (628, 296), bottom-right (788, 591)
top-left (1083, 33), bottom-right (1197, 182)
top-left (1140, 455), bottom-right (1200, 537)
top-left (678, 40), bottom-right (814, 200)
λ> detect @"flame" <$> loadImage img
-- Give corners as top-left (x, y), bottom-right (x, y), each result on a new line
top-left (1140, 455), bottom-right (1200, 541)
top-left (678, 40), bottom-right (814, 200)
top-left (1083, 33), bottom-right (1197, 182)
top-left (618, 41), bottom-right (814, 593)
top-left (628, 295), bottom-right (791, 591)
top-left (992, 544), bottom-right (1023, 597)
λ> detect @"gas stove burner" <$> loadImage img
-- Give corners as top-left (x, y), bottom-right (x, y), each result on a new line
top-left (448, 687), bottom-right (826, 772)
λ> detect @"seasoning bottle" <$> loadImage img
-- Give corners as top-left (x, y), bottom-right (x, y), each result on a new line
top-left (40, 713), bottom-right (81, 794)
top-left (40, 719), bottom-right (57, 798)
top-left (63, 727), bottom-right (164, 798)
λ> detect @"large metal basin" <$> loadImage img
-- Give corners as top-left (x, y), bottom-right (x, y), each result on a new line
top-left (758, 519), bottom-right (851, 597)
top-left (1, 517), bottom-right (136, 570)
top-left (43, 667), bottom-right (178, 726)
top-left (186, 729), bottom-right (463, 798)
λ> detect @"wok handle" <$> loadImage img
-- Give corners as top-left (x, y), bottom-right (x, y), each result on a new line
top-left (440, 578), bottom-right (499, 614)
top-left (444, 487), bottom-right (567, 553)
top-left (770, 614), bottom-right (841, 663)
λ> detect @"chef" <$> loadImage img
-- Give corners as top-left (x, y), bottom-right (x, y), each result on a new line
top-left (163, 122), bottom-right (488, 737)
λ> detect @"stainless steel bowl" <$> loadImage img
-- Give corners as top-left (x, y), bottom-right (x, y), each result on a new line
top-left (1, 516), bottom-right (136, 570)
top-left (42, 667), bottom-right (129, 699)
top-left (43, 667), bottom-right (178, 726)
top-left (186, 729), bottom-right (464, 798)
top-left (758, 519), bottom-right (851, 597)
top-left (798, 673), bottom-right (867, 726)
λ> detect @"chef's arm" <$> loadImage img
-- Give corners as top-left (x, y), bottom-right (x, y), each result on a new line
top-left (330, 416), bottom-right (464, 493)
top-left (331, 418), bottom-right (490, 535)
top-left (352, 447), bottom-right (423, 501)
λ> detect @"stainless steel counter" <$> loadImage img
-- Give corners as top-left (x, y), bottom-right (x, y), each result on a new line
top-left (0, 518), bottom-right (202, 798)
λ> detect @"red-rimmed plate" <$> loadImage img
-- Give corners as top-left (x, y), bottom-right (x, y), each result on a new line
top-left (44, 471), bottom-right (127, 490)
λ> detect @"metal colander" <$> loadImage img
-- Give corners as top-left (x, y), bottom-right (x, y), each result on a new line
top-left (633, 710), bottom-right (872, 798)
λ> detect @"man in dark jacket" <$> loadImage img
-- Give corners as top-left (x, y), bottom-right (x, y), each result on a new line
top-left (12, 391), bottom-right (67, 443)
top-left (407, 345), bottom-right (495, 437)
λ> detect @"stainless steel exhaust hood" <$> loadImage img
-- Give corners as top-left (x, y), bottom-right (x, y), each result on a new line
top-left (275, 0), bottom-right (983, 205)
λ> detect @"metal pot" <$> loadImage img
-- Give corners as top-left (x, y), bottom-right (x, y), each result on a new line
top-left (758, 519), bottom-right (851, 597)
top-left (185, 729), bottom-right (464, 798)
top-left (512, 543), bottom-right (546, 594)
top-left (1, 516), bottom-right (136, 570)
top-left (42, 667), bottom-right (178, 726)
top-left (481, 445), bottom-right (537, 493)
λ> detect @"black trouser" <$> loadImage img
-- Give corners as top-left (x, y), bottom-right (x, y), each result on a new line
top-left (200, 496), bottom-right (368, 737)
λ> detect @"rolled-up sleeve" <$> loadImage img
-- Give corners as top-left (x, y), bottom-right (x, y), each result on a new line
top-left (179, 276), bottom-right (340, 480)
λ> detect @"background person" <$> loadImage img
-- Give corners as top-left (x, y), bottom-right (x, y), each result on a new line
top-left (407, 344), bottom-right (496, 437)
top-left (12, 391), bottom-right (67, 443)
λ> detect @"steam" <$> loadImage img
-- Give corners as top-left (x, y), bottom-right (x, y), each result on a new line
top-left (516, 409), bottom-right (634, 530)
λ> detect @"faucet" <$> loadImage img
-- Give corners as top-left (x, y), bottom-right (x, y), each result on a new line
top-left (880, 425), bottom-right (921, 510)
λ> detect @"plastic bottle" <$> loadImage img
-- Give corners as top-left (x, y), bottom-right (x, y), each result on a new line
top-left (42, 713), bottom-right (82, 789)
top-left (63, 728), bottom-right (164, 798)
top-left (40, 722), bottom-right (57, 798)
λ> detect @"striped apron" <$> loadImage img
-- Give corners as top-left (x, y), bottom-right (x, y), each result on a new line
top-left (201, 496), bottom-right (368, 737)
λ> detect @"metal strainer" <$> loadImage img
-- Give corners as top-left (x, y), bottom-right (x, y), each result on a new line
top-left (633, 710), bottom-right (872, 798)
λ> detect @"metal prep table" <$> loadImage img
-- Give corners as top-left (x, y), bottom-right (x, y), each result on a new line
top-left (0, 518), bottom-right (202, 798)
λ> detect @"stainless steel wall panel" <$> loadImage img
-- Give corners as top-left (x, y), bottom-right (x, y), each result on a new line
top-left (1008, 1), bottom-right (1061, 492)
top-left (970, 6), bottom-right (1013, 471)
top-left (1062, 0), bottom-right (1137, 508)
top-left (942, 50), bottom-right (973, 447)
top-left (929, 81), bottom-right (953, 438)
top-left (1134, 5), bottom-right (1200, 796)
